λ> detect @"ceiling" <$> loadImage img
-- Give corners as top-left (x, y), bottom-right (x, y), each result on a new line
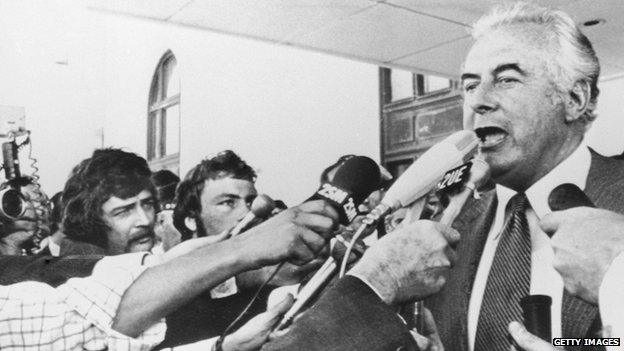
top-left (88, 0), bottom-right (624, 79)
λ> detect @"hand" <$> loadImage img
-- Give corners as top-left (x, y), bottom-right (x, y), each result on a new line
top-left (237, 259), bottom-right (325, 288)
top-left (410, 308), bottom-right (444, 351)
top-left (233, 200), bottom-right (339, 267)
top-left (540, 207), bottom-right (624, 304)
top-left (349, 220), bottom-right (460, 304)
top-left (508, 321), bottom-right (560, 351)
top-left (222, 294), bottom-right (294, 351)
top-left (154, 210), bottom-right (182, 251)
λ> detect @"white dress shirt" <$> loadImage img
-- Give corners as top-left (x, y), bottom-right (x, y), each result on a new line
top-left (468, 142), bottom-right (591, 350)
top-left (600, 252), bottom-right (624, 351)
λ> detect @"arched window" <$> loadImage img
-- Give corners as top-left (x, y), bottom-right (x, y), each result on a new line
top-left (148, 51), bottom-right (180, 173)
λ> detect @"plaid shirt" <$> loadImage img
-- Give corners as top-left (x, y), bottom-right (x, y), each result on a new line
top-left (0, 253), bottom-right (166, 351)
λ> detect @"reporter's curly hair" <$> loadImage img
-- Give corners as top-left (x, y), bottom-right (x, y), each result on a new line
top-left (61, 148), bottom-right (157, 249)
top-left (173, 150), bottom-right (256, 241)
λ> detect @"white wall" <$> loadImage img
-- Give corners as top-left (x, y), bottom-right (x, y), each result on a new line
top-left (590, 75), bottom-right (624, 156)
top-left (99, 14), bottom-right (380, 205)
top-left (2, 0), bottom-right (623, 201)
top-left (0, 1), bottom-right (379, 204)
top-left (0, 0), bottom-right (106, 194)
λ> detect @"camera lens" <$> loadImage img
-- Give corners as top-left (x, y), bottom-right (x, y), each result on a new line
top-left (1, 189), bottom-right (25, 218)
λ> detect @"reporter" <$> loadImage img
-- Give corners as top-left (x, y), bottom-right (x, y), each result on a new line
top-left (113, 199), bottom-right (338, 338)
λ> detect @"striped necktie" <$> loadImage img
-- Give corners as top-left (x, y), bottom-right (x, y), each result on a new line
top-left (474, 193), bottom-right (531, 351)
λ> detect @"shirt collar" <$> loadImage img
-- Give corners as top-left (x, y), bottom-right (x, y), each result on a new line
top-left (495, 139), bottom-right (591, 218)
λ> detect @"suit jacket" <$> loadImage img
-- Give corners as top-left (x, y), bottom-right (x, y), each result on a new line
top-left (0, 255), bottom-right (101, 287)
top-left (157, 288), bottom-right (271, 348)
top-left (264, 150), bottom-right (624, 351)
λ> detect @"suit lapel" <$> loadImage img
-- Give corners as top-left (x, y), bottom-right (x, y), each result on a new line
top-left (559, 151), bottom-right (624, 343)
top-left (430, 190), bottom-right (497, 351)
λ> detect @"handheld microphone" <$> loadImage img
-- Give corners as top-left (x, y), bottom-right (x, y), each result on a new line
top-left (230, 194), bottom-right (276, 237)
top-left (520, 295), bottom-right (552, 342)
top-left (275, 131), bottom-right (479, 331)
top-left (309, 156), bottom-right (381, 224)
top-left (2, 141), bottom-right (21, 181)
top-left (438, 157), bottom-right (491, 226)
top-left (410, 157), bottom-right (490, 331)
top-left (548, 183), bottom-right (595, 212)
top-left (517, 183), bottom-right (594, 341)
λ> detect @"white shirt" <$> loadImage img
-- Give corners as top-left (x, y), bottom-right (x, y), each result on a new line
top-left (468, 142), bottom-right (591, 350)
top-left (0, 253), bottom-right (166, 350)
top-left (600, 252), bottom-right (624, 351)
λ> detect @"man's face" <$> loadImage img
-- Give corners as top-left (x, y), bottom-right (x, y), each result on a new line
top-left (101, 189), bottom-right (156, 254)
top-left (197, 177), bottom-right (257, 236)
top-left (461, 26), bottom-right (572, 190)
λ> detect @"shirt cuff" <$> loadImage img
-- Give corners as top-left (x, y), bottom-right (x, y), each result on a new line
top-left (599, 251), bottom-right (624, 339)
top-left (170, 336), bottom-right (219, 350)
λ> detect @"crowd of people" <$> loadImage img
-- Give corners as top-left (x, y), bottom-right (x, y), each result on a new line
top-left (0, 2), bottom-right (623, 350)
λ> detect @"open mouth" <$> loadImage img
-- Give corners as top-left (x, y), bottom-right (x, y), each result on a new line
top-left (475, 126), bottom-right (508, 149)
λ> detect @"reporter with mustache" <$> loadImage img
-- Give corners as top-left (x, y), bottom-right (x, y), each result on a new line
top-left (60, 148), bottom-right (160, 256)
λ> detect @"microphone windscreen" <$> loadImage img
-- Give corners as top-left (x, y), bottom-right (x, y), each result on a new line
top-left (331, 156), bottom-right (381, 205)
top-left (383, 130), bottom-right (479, 209)
top-left (251, 194), bottom-right (276, 219)
top-left (310, 156), bottom-right (381, 224)
top-left (548, 183), bottom-right (595, 211)
top-left (520, 295), bottom-right (552, 341)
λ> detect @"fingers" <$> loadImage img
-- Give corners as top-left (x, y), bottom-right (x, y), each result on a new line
top-left (410, 330), bottom-right (432, 350)
top-left (296, 200), bottom-right (340, 222)
top-left (539, 212), bottom-right (562, 236)
top-left (508, 321), bottom-right (558, 351)
top-left (287, 229), bottom-right (326, 265)
top-left (291, 211), bottom-right (336, 239)
top-left (436, 222), bottom-right (460, 247)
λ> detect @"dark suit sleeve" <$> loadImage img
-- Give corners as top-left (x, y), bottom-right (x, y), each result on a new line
top-left (0, 255), bottom-right (101, 287)
top-left (262, 275), bottom-right (418, 351)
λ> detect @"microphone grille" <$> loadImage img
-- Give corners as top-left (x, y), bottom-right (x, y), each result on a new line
top-left (446, 130), bottom-right (479, 153)
top-left (251, 194), bottom-right (276, 218)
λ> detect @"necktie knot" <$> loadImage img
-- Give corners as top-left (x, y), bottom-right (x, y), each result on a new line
top-left (507, 192), bottom-right (529, 215)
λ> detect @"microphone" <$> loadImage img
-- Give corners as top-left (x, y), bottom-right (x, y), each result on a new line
top-left (438, 157), bottom-right (491, 226)
top-left (230, 194), bottom-right (276, 237)
top-left (275, 131), bottom-right (479, 331)
top-left (520, 295), bottom-right (552, 342)
top-left (309, 156), bottom-right (381, 224)
top-left (516, 183), bottom-right (594, 342)
top-left (411, 157), bottom-right (490, 332)
top-left (2, 141), bottom-right (21, 181)
top-left (382, 130), bottom-right (480, 210)
top-left (548, 183), bottom-right (595, 212)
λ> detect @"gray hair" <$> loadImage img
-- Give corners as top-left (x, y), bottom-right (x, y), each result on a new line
top-left (471, 1), bottom-right (600, 124)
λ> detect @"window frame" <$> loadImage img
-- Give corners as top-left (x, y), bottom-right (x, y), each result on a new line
top-left (147, 51), bottom-right (180, 173)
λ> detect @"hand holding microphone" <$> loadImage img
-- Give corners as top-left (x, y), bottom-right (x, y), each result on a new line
top-left (541, 183), bottom-right (624, 304)
top-left (230, 194), bottom-right (276, 237)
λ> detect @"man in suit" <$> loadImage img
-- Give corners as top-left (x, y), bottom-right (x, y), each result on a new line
top-left (262, 2), bottom-right (621, 350)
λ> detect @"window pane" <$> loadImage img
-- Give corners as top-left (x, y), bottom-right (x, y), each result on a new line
top-left (163, 56), bottom-right (179, 97)
top-left (390, 69), bottom-right (414, 101)
top-left (424, 75), bottom-right (451, 93)
top-left (164, 104), bottom-right (180, 155)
